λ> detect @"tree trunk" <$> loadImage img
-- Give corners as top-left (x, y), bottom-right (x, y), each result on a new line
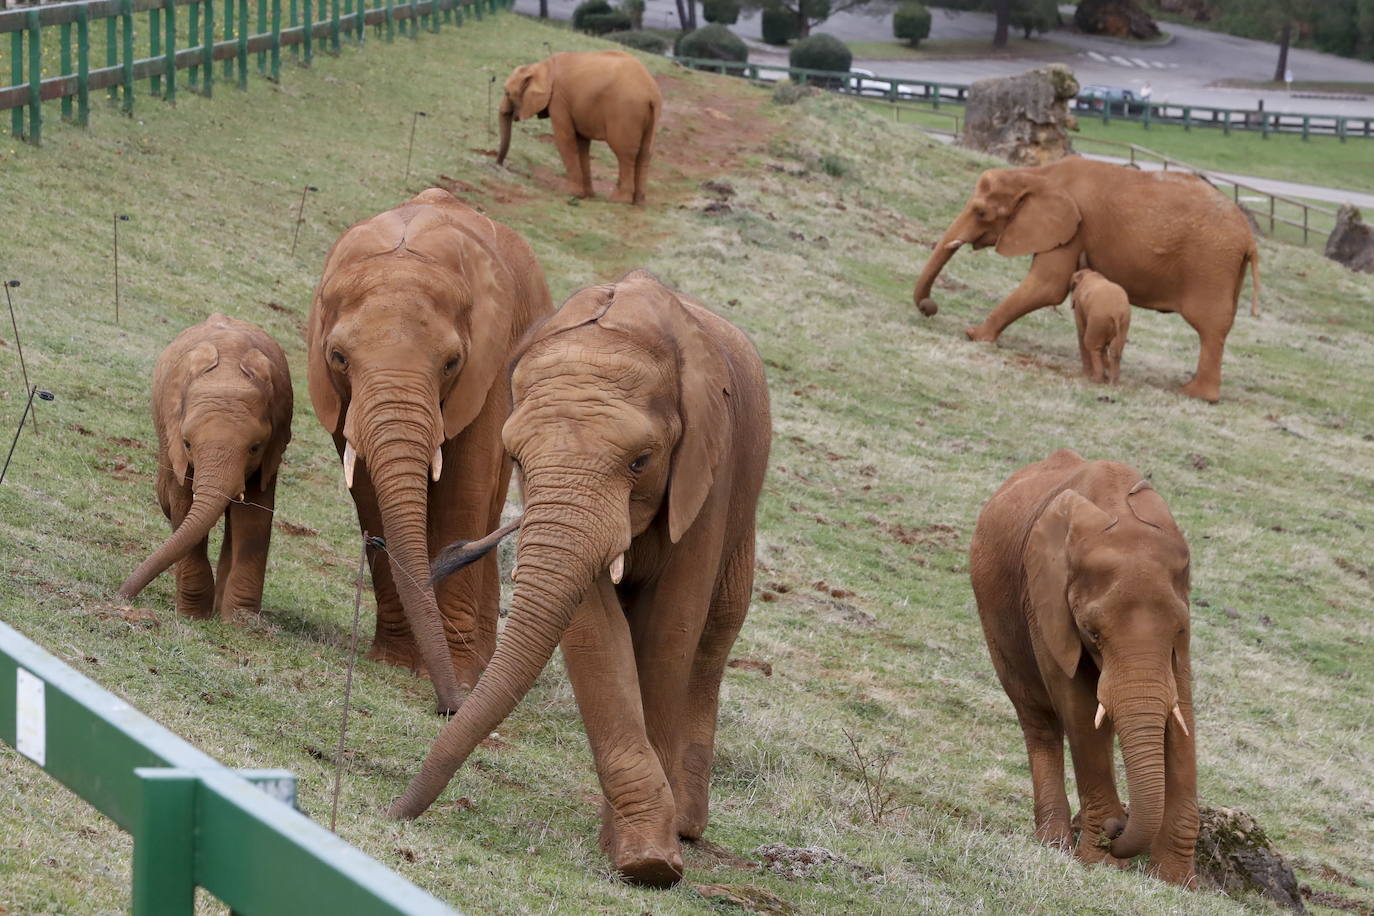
top-left (993, 0), bottom-right (1011, 47)
top-left (687, 0), bottom-right (697, 29)
top-left (796, 4), bottom-right (809, 37)
top-left (1273, 21), bottom-right (1292, 83)
top-left (675, 0), bottom-right (689, 29)
top-left (539, 0), bottom-right (547, 18)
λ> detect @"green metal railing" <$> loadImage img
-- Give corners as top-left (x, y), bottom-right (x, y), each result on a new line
top-left (0, 0), bottom-right (508, 143)
top-left (0, 620), bottom-right (459, 915)
top-left (674, 56), bottom-right (1374, 142)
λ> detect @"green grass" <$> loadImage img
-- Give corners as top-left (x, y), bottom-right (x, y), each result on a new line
top-left (1213, 79), bottom-right (1374, 95)
top-left (3, 11), bottom-right (1374, 916)
top-left (846, 36), bottom-right (1076, 60)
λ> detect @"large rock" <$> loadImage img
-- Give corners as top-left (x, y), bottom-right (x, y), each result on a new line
top-left (1075, 0), bottom-right (1162, 39)
top-left (961, 64), bottom-right (1080, 166)
top-left (1324, 204), bottom-right (1374, 273)
top-left (1195, 806), bottom-right (1306, 912)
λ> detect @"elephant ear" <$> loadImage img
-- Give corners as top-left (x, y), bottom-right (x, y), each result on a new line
top-left (665, 297), bottom-right (732, 543)
top-left (165, 342), bottom-right (220, 485)
top-left (439, 234), bottom-right (516, 441)
top-left (997, 188), bottom-right (1082, 258)
top-left (515, 62), bottom-right (552, 122)
top-left (306, 288), bottom-right (343, 436)
top-left (1025, 489), bottom-right (1113, 680)
top-left (240, 348), bottom-right (291, 485)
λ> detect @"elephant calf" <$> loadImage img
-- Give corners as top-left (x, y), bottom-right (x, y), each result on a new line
top-left (970, 450), bottom-right (1198, 887)
top-left (1070, 269), bottom-right (1130, 384)
top-left (119, 314), bottom-right (293, 619)
top-left (388, 270), bottom-right (772, 888)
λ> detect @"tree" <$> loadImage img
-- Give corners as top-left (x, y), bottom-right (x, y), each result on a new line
top-left (1011, 0), bottom-right (1058, 37)
top-left (893, 0), bottom-right (933, 45)
top-left (743, 0), bottom-right (891, 39)
top-left (929, 0), bottom-right (1053, 46)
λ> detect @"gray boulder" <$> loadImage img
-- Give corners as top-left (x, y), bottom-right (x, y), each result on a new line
top-left (962, 65), bottom-right (1080, 167)
top-left (1324, 204), bottom-right (1374, 274)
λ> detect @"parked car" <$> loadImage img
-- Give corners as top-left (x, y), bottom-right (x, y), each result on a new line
top-left (1078, 85), bottom-right (1140, 115)
top-left (849, 68), bottom-right (925, 100)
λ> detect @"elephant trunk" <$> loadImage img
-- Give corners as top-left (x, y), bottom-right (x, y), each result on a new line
top-left (912, 215), bottom-right (971, 316)
top-left (496, 101), bottom-right (514, 166)
top-left (119, 453), bottom-right (239, 599)
top-left (1107, 690), bottom-right (1169, 859)
top-left (389, 487), bottom-right (621, 819)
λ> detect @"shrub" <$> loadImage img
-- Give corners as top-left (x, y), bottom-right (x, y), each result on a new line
top-left (893, 1), bottom-right (931, 47)
top-left (675, 23), bottom-right (749, 64)
top-left (605, 29), bottom-right (669, 54)
top-left (702, 0), bottom-right (741, 24)
top-left (760, 7), bottom-right (797, 45)
top-left (572, 0), bottom-right (613, 30)
top-left (771, 81), bottom-right (818, 105)
top-left (789, 33), bottom-right (852, 80)
top-left (1011, 0), bottom-right (1058, 38)
top-left (621, 0), bottom-right (644, 28)
top-left (581, 10), bottom-right (633, 33)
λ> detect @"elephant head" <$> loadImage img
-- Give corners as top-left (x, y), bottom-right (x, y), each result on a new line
top-left (120, 336), bottom-right (289, 599)
top-left (495, 58), bottom-right (553, 166)
top-left (913, 167), bottom-right (1082, 315)
top-left (307, 192), bottom-right (520, 713)
top-left (388, 270), bottom-right (731, 818)
top-left (1025, 481), bottom-right (1193, 860)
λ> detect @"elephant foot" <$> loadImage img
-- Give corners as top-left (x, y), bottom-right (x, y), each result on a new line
top-left (175, 591), bottom-right (215, 620)
top-left (1179, 378), bottom-right (1220, 403)
top-left (600, 807), bottom-right (684, 887)
top-left (1034, 821), bottom-right (1074, 852)
top-left (366, 639), bottom-right (423, 673)
top-left (609, 187), bottom-right (634, 204)
top-left (675, 809), bottom-right (707, 842)
top-left (965, 324), bottom-right (998, 343)
top-left (1148, 856), bottom-right (1197, 887)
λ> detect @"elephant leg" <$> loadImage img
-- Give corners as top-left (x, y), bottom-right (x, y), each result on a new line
top-left (215, 479), bottom-right (275, 619)
top-left (1017, 710), bottom-right (1074, 849)
top-left (1077, 333), bottom-right (1093, 378)
top-left (632, 118), bottom-right (654, 205)
top-left (562, 577), bottom-right (682, 887)
top-left (1149, 690), bottom-right (1198, 885)
top-left (1089, 347), bottom-right (1107, 384)
top-left (167, 481), bottom-right (215, 619)
top-left (967, 247), bottom-right (1077, 342)
top-left (552, 124), bottom-right (591, 198)
top-left (1179, 307), bottom-right (1232, 402)
top-left (577, 135), bottom-right (593, 198)
top-left (607, 122), bottom-right (641, 204)
top-left (1063, 692), bottom-right (1128, 867)
top-left (1108, 336), bottom-right (1125, 385)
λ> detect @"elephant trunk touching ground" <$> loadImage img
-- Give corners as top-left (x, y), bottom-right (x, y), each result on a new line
top-left (118, 446), bottom-right (243, 599)
top-left (495, 99), bottom-right (514, 166)
top-left (1102, 669), bottom-right (1171, 859)
top-left (389, 474), bottom-right (627, 818)
top-left (912, 216), bottom-right (976, 316)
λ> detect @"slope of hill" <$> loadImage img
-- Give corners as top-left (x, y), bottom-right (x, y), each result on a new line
top-left (1, 14), bottom-right (1372, 914)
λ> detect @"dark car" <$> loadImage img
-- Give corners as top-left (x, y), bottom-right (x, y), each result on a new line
top-left (1077, 85), bottom-right (1140, 115)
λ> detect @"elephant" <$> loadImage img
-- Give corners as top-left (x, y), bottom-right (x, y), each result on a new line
top-left (118, 314), bottom-right (293, 619)
top-left (969, 449), bottom-right (1197, 887)
top-left (387, 270), bottom-right (772, 888)
top-left (912, 158), bottom-right (1260, 402)
top-left (1070, 268), bottom-right (1131, 385)
top-left (496, 50), bottom-right (662, 205)
top-left (306, 188), bottom-right (553, 714)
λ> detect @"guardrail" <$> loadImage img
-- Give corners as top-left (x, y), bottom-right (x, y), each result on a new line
top-left (673, 56), bottom-right (1374, 141)
top-left (0, 620), bottom-right (459, 915)
top-left (0, 0), bottom-right (509, 143)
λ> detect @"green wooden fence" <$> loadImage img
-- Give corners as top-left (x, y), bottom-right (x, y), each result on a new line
top-left (0, 0), bottom-right (508, 144)
top-left (0, 620), bottom-right (460, 914)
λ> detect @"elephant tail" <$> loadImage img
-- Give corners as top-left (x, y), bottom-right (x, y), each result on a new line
top-left (1246, 244), bottom-right (1261, 318)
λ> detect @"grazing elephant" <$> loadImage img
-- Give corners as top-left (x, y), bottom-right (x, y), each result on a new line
top-left (388, 270), bottom-right (772, 888)
top-left (912, 158), bottom-right (1260, 402)
top-left (1070, 269), bottom-right (1131, 384)
top-left (119, 314), bottom-right (293, 619)
top-left (306, 188), bottom-right (552, 714)
top-left (496, 50), bottom-right (662, 205)
top-left (970, 450), bottom-right (1197, 887)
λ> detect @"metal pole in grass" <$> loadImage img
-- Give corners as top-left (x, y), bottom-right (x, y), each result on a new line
top-left (4, 281), bottom-right (36, 434)
top-left (0, 387), bottom-right (55, 487)
top-left (113, 214), bottom-right (130, 323)
top-left (330, 533), bottom-right (375, 833)
top-left (487, 74), bottom-right (494, 141)
top-left (290, 186), bottom-right (319, 257)
top-left (404, 111), bottom-right (427, 182)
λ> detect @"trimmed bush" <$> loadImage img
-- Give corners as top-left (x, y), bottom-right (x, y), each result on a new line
top-left (572, 0), bottom-right (613, 30)
top-left (789, 33), bottom-right (852, 79)
top-left (621, 0), bottom-right (644, 28)
top-left (675, 23), bottom-right (749, 64)
top-left (760, 7), bottom-right (797, 45)
top-left (605, 29), bottom-right (669, 54)
top-left (702, 0), bottom-right (741, 24)
top-left (581, 10), bottom-right (633, 33)
top-left (893, 1), bottom-right (931, 47)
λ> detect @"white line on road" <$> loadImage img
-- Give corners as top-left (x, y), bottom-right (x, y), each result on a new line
top-left (1151, 61), bottom-right (1168, 69)
top-left (1087, 51), bottom-right (1109, 62)
top-left (1110, 55), bottom-right (1134, 67)
top-left (1131, 58), bottom-right (1151, 68)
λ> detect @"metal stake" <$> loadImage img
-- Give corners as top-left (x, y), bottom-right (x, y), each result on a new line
top-left (1, 386), bottom-right (54, 486)
top-left (487, 74), bottom-right (495, 141)
top-left (329, 533), bottom-right (372, 832)
top-left (4, 280), bottom-right (35, 434)
top-left (290, 185), bottom-right (319, 257)
top-left (404, 110), bottom-right (427, 183)
top-left (113, 214), bottom-right (129, 323)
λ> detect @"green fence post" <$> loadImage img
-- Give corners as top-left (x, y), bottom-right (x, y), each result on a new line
top-left (189, 3), bottom-right (200, 88)
top-left (385, 0), bottom-right (394, 39)
top-left (165, 0), bottom-right (177, 102)
top-left (1261, 109), bottom-right (1268, 139)
top-left (61, 23), bottom-right (74, 122)
top-left (202, 0), bottom-right (214, 96)
top-left (131, 770), bottom-right (197, 916)
top-left (121, 0), bottom-right (134, 115)
top-left (9, 32), bottom-right (21, 139)
top-left (472, 0), bottom-right (481, 21)
top-left (342, 0), bottom-right (351, 42)
top-left (258, 0), bottom-right (268, 72)
top-left (1222, 109), bottom-right (1230, 136)
top-left (237, 0), bottom-right (248, 87)
top-left (290, 0), bottom-right (299, 56)
top-left (107, 13), bottom-right (117, 102)
top-left (331, 0), bottom-right (340, 52)
top-left (410, 0), bottom-right (419, 35)
top-left (271, 0), bottom-right (282, 80)
top-left (1182, 106), bottom-right (1190, 131)
top-left (358, 0), bottom-right (367, 43)
top-left (1143, 100), bottom-right (1150, 130)
top-left (931, 82), bottom-right (940, 110)
top-left (303, 0), bottom-right (314, 61)
top-left (25, 10), bottom-right (41, 143)
top-left (150, 6), bottom-right (163, 96)
top-left (77, 6), bottom-right (90, 125)
top-left (1338, 117), bottom-right (1347, 143)
top-left (1301, 114), bottom-right (1309, 141)
top-left (224, 0), bottom-right (234, 80)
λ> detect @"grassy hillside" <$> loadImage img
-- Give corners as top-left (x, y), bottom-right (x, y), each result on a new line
top-left (2, 15), bottom-right (1373, 915)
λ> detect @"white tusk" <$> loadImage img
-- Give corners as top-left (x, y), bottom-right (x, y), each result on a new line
top-left (945, 239), bottom-right (965, 251)
top-left (343, 441), bottom-right (357, 489)
top-left (1172, 705), bottom-right (1190, 737)
top-left (609, 553), bottom-right (625, 584)
top-left (509, 562), bottom-right (517, 583)
top-left (431, 446), bottom-right (443, 482)
top-left (1094, 703), bottom-right (1107, 729)
top-left (235, 491), bottom-right (245, 502)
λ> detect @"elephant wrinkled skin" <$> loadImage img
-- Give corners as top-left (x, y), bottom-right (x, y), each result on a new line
top-left (497, 51), bottom-right (662, 205)
top-left (913, 158), bottom-right (1260, 402)
top-left (970, 450), bottom-right (1198, 887)
top-left (388, 271), bottom-right (772, 888)
top-left (306, 188), bottom-right (553, 714)
top-left (119, 314), bottom-right (293, 619)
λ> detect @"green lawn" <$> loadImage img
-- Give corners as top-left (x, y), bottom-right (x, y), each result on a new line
top-left (2, 11), bottom-right (1374, 916)
top-left (846, 36), bottom-right (1076, 61)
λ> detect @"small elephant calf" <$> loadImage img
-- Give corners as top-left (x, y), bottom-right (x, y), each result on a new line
top-left (1070, 269), bottom-right (1130, 384)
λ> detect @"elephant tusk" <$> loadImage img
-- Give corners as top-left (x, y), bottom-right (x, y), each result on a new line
top-left (343, 440), bottom-right (357, 490)
top-left (431, 446), bottom-right (443, 483)
top-left (235, 491), bottom-right (245, 502)
top-left (609, 553), bottom-right (625, 584)
top-left (510, 561), bottom-right (517, 583)
top-left (945, 239), bottom-right (965, 251)
top-left (1172, 705), bottom-right (1190, 737)
top-left (1094, 703), bottom-right (1107, 729)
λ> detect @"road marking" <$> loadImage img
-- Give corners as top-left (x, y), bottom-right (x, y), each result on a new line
top-left (1169, 63), bottom-right (1180, 68)
top-left (1087, 50), bottom-right (1108, 62)
top-left (1151, 61), bottom-right (1168, 69)
top-left (1131, 57), bottom-right (1151, 68)
top-left (1110, 55), bottom-right (1134, 67)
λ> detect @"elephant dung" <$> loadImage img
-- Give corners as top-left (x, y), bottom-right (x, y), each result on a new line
top-left (1195, 805), bottom-right (1306, 912)
top-left (1073, 0), bottom-right (1162, 39)
top-left (1324, 204), bottom-right (1374, 274)
top-left (961, 65), bottom-right (1081, 167)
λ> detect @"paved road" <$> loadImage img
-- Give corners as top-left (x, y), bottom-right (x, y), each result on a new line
top-left (513, 0), bottom-right (1374, 115)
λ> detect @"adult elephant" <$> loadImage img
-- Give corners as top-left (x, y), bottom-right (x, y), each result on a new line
top-left (306, 188), bottom-right (552, 714)
top-left (912, 158), bottom-right (1260, 402)
top-left (388, 271), bottom-right (771, 888)
top-left (496, 50), bottom-right (662, 205)
top-left (970, 449), bottom-right (1198, 887)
